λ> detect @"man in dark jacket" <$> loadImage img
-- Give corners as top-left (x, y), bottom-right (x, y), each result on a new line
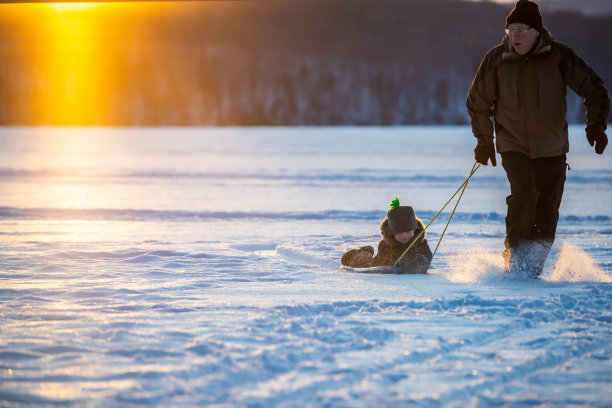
top-left (466, 0), bottom-right (610, 278)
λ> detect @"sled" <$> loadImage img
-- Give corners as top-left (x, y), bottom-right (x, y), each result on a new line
top-left (340, 265), bottom-right (404, 274)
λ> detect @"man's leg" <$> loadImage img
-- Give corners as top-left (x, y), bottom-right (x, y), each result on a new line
top-left (533, 154), bottom-right (567, 242)
top-left (501, 152), bottom-right (538, 273)
top-left (527, 154), bottom-right (567, 277)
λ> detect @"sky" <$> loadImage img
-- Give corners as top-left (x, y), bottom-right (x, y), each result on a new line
top-left (472, 0), bottom-right (612, 16)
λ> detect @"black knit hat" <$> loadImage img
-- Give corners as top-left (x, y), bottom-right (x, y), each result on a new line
top-left (387, 206), bottom-right (418, 235)
top-left (506, 0), bottom-right (543, 32)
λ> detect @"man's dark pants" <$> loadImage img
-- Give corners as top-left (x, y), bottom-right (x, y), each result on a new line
top-left (500, 152), bottom-right (567, 277)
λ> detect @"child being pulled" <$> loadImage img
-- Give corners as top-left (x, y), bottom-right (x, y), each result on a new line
top-left (341, 198), bottom-right (432, 274)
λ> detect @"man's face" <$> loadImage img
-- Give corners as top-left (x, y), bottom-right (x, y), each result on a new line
top-left (507, 23), bottom-right (540, 55)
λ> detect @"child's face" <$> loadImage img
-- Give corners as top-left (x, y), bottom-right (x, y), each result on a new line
top-left (394, 229), bottom-right (415, 244)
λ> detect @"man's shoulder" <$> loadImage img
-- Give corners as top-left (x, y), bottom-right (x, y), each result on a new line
top-left (548, 41), bottom-right (584, 66)
top-left (550, 41), bottom-right (577, 57)
top-left (484, 43), bottom-right (505, 59)
top-left (479, 44), bottom-right (505, 73)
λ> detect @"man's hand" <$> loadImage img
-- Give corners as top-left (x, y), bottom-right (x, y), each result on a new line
top-left (586, 126), bottom-right (608, 154)
top-left (474, 143), bottom-right (497, 166)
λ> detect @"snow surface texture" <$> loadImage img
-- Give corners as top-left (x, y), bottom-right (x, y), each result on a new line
top-left (1, 127), bottom-right (611, 407)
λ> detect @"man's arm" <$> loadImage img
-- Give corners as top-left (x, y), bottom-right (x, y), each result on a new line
top-left (466, 48), bottom-right (500, 145)
top-left (560, 43), bottom-right (610, 154)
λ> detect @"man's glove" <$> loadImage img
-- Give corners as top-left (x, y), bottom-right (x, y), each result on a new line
top-left (474, 143), bottom-right (496, 166)
top-left (586, 126), bottom-right (608, 154)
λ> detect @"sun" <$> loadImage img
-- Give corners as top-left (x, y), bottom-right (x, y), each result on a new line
top-left (47, 2), bottom-right (103, 12)
top-left (2, 1), bottom-right (164, 125)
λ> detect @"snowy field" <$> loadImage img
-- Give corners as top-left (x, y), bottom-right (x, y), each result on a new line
top-left (1, 126), bottom-right (611, 407)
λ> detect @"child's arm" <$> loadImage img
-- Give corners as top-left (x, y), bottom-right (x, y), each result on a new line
top-left (398, 239), bottom-right (432, 274)
top-left (372, 240), bottom-right (395, 266)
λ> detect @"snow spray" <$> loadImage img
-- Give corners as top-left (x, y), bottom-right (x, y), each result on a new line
top-left (543, 243), bottom-right (611, 282)
top-left (446, 243), bottom-right (610, 283)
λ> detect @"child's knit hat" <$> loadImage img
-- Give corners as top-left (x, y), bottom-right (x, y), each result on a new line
top-left (387, 198), bottom-right (418, 235)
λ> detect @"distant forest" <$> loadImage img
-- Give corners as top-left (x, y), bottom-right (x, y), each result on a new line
top-left (1, 0), bottom-right (611, 126)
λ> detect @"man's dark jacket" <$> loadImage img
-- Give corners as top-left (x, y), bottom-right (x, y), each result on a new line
top-left (467, 29), bottom-right (610, 158)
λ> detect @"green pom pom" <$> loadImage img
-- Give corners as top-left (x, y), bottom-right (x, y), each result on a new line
top-left (390, 197), bottom-right (400, 209)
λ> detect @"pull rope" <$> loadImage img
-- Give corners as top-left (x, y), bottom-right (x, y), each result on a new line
top-left (431, 162), bottom-right (479, 258)
top-left (393, 161), bottom-right (480, 267)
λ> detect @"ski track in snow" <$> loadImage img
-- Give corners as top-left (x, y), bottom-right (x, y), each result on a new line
top-left (1, 233), bottom-right (611, 407)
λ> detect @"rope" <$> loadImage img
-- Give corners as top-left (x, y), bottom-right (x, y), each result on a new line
top-left (393, 161), bottom-right (480, 267)
top-left (431, 162), bottom-right (478, 258)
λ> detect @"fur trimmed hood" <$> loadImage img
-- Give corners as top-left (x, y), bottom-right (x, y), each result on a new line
top-left (380, 216), bottom-right (426, 242)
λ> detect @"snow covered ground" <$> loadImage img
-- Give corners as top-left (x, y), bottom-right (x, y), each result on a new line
top-left (1, 126), bottom-right (610, 406)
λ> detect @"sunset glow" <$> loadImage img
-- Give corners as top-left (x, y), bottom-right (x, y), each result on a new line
top-left (3, 2), bottom-right (163, 125)
top-left (47, 2), bottom-right (102, 12)
top-left (42, 4), bottom-right (105, 124)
